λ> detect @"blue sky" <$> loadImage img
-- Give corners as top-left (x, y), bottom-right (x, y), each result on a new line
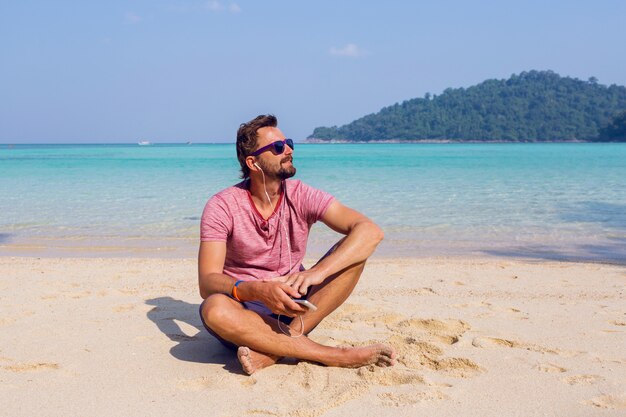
top-left (1, 1), bottom-right (625, 143)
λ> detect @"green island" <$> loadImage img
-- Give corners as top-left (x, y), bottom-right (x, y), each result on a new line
top-left (308, 70), bottom-right (626, 142)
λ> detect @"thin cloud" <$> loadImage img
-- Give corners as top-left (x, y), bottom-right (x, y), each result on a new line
top-left (206, 1), bottom-right (241, 13)
top-left (205, 1), bottom-right (223, 11)
top-left (124, 12), bottom-right (142, 24)
top-left (329, 43), bottom-right (367, 58)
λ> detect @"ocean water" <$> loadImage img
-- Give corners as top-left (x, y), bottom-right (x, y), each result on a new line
top-left (1, 143), bottom-right (625, 263)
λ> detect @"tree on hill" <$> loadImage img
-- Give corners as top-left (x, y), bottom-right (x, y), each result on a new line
top-left (596, 111), bottom-right (626, 142)
top-left (308, 70), bottom-right (626, 142)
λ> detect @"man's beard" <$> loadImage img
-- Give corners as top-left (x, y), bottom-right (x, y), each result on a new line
top-left (259, 156), bottom-right (296, 180)
top-left (277, 165), bottom-right (296, 180)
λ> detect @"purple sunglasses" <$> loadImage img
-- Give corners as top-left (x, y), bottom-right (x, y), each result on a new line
top-left (250, 138), bottom-right (294, 156)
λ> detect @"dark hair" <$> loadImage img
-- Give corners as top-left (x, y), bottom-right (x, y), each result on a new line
top-left (236, 114), bottom-right (278, 178)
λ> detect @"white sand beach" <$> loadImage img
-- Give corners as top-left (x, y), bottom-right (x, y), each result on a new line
top-left (0, 256), bottom-right (625, 416)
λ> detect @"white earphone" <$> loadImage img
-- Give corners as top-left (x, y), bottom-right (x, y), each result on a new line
top-left (253, 161), bottom-right (272, 206)
top-left (250, 160), bottom-right (297, 335)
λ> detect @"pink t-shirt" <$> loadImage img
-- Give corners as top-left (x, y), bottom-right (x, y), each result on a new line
top-left (201, 179), bottom-right (334, 281)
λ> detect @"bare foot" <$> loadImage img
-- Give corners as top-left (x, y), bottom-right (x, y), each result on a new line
top-left (332, 343), bottom-right (397, 368)
top-left (237, 346), bottom-right (280, 375)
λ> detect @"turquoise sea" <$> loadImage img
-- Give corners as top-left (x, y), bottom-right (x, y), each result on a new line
top-left (1, 143), bottom-right (625, 263)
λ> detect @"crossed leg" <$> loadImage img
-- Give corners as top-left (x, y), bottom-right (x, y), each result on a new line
top-left (200, 260), bottom-right (396, 374)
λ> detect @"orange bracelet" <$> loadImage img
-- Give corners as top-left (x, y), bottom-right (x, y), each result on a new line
top-left (232, 280), bottom-right (244, 302)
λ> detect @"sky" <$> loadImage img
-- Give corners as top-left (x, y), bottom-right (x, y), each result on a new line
top-left (1, 1), bottom-right (626, 143)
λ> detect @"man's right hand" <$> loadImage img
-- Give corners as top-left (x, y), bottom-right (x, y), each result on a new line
top-left (238, 281), bottom-right (307, 317)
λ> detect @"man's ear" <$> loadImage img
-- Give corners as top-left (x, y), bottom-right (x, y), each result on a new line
top-left (245, 156), bottom-right (258, 171)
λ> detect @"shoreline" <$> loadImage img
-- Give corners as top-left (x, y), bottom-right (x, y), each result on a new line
top-left (304, 138), bottom-right (600, 144)
top-left (1, 252), bottom-right (625, 267)
top-left (2, 234), bottom-right (625, 265)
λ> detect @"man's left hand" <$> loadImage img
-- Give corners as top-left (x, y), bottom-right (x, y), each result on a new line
top-left (266, 270), bottom-right (325, 295)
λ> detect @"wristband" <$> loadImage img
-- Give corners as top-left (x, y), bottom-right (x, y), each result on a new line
top-left (231, 280), bottom-right (244, 302)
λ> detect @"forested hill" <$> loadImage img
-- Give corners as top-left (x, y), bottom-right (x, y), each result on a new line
top-left (308, 71), bottom-right (626, 142)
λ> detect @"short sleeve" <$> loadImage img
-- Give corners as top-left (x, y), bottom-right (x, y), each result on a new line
top-left (200, 195), bottom-right (232, 241)
top-left (293, 182), bottom-right (335, 225)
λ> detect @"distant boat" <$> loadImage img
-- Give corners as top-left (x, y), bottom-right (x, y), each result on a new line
top-left (138, 140), bottom-right (151, 146)
top-left (186, 141), bottom-right (192, 145)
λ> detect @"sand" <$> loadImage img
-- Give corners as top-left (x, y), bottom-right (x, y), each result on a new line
top-left (0, 256), bottom-right (625, 416)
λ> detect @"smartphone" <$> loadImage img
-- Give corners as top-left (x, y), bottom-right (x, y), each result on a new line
top-left (292, 299), bottom-right (318, 311)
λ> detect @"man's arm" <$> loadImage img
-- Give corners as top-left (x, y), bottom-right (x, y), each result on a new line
top-left (280, 200), bottom-right (384, 294)
top-left (198, 241), bottom-right (305, 315)
top-left (198, 241), bottom-right (233, 299)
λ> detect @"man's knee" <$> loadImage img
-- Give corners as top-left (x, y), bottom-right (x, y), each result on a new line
top-left (201, 294), bottom-right (237, 328)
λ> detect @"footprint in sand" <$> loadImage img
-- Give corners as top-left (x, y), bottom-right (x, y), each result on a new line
top-left (67, 291), bottom-right (91, 299)
top-left (392, 318), bottom-right (470, 345)
top-left (243, 361), bottom-right (429, 417)
top-left (562, 374), bottom-right (602, 385)
top-left (475, 302), bottom-right (528, 319)
top-left (2, 362), bottom-right (59, 372)
top-left (387, 335), bottom-right (480, 377)
top-left (0, 318), bottom-right (16, 326)
top-left (586, 393), bottom-right (626, 410)
top-left (289, 361), bottom-right (331, 392)
top-left (355, 286), bottom-right (437, 298)
top-left (177, 374), bottom-right (235, 391)
top-left (40, 294), bottom-right (59, 300)
top-left (388, 335), bottom-right (443, 360)
top-left (252, 362), bottom-right (370, 417)
top-left (537, 363), bottom-right (567, 373)
top-left (177, 377), bottom-right (214, 391)
top-left (112, 304), bottom-right (135, 312)
top-left (330, 308), bottom-right (480, 384)
top-left (378, 390), bottom-right (447, 406)
top-left (357, 365), bottom-right (425, 386)
top-left (472, 336), bottom-right (563, 355)
top-left (330, 303), bottom-right (407, 326)
top-left (425, 357), bottom-right (481, 376)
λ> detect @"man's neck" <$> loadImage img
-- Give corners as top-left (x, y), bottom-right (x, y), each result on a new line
top-left (248, 176), bottom-right (283, 211)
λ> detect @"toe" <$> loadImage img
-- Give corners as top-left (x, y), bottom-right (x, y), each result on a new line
top-left (237, 346), bottom-right (256, 375)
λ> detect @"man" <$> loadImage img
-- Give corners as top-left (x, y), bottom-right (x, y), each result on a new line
top-left (198, 114), bottom-right (396, 375)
